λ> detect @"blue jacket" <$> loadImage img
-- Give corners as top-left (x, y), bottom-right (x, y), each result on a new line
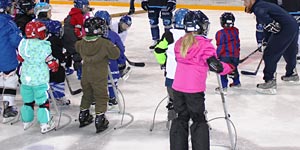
top-left (108, 30), bottom-right (126, 80)
top-left (0, 14), bottom-right (22, 72)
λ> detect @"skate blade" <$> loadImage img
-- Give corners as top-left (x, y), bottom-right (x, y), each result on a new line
top-left (41, 127), bottom-right (56, 134)
top-left (2, 117), bottom-right (16, 124)
top-left (282, 80), bottom-right (300, 85)
top-left (79, 121), bottom-right (93, 128)
top-left (256, 88), bottom-right (277, 95)
top-left (23, 122), bottom-right (34, 130)
top-left (96, 126), bottom-right (109, 133)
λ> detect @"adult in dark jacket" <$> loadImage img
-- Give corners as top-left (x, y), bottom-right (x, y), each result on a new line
top-left (244, 0), bottom-right (299, 95)
top-left (0, 0), bottom-right (22, 122)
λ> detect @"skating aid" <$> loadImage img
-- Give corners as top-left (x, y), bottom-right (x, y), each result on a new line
top-left (209, 73), bottom-right (237, 150)
top-left (149, 95), bottom-right (169, 132)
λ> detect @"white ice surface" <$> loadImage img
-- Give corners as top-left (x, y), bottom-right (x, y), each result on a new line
top-left (0, 4), bottom-right (300, 150)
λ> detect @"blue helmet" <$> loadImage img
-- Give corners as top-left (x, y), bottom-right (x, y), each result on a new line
top-left (34, 2), bottom-right (51, 16)
top-left (220, 12), bottom-right (235, 28)
top-left (173, 8), bottom-right (190, 29)
top-left (120, 15), bottom-right (132, 27)
top-left (74, 0), bottom-right (89, 9)
top-left (184, 10), bottom-right (210, 36)
top-left (0, 0), bottom-right (12, 13)
top-left (46, 20), bottom-right (63, 37)
top-left (94, 10), bottom-right (111, 25)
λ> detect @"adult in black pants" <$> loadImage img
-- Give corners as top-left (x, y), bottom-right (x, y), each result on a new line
top-left (128, 0), bottom-right (135, 15)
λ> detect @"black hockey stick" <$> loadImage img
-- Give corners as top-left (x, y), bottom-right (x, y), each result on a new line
top-left (241, 57), bottom-right (263, 75)
top-left (239, 46), bottom-right (261, 64)
top-left (126, 58), bottom-right (145, 67)
top-left (65, 76), bottom-right (82, 95)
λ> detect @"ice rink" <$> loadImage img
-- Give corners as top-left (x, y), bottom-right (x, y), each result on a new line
top-left (1, 4), bottom-right (300, 150)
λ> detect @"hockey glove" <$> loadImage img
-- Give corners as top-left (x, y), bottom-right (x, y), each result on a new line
top-left (46, 55), bottom-right (59, 72)
top-left (264, 21), bottom-right (281, 34)
top-left (118, 63), bottom-right (126, 72)
top-left (74, 24), bottom-right (83, 39)
top-left (207, 56), bottom-right (224, 73)
top-left (166, 0), bottom-right (176, 12)
top-left (141, 0), bottom-right (149, 11)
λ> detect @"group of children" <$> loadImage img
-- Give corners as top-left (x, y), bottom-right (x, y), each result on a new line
top-left (0, 0), bottom-right (132, 134)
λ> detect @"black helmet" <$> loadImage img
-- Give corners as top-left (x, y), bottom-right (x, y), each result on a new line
top-left (84, 17), bottom-right (108, 36)
top-left (184, 10), bottom-right (210, 36)
top-left (220, 12), bottom-right (235, 27)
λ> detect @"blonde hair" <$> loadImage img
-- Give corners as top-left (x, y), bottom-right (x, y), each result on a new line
top-left (180, 32), bottom-right (197, 58)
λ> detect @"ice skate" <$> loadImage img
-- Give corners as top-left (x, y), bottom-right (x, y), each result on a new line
top-left (297, 56), bottom-right (300, 64)
top-left (2, 102), bottom-right (18, 123)
top-left (229, 83), bottom-right (241, 88)
top-left (108, 97), bottom-right (118, 106)
top-left (65, 67), bottom-right (74, 76)
top-left (79, 109), bottom-right (93, 128)
top-left (23, 122), bottom-right (33, 130)
top-left (281, 72), bottom-right (299, 83)
top-left (215, 87), bottom-right (227, 95)
top-left (149, 40), bottom-right (158, 49)
top-left (56, 97), bottom-right (71, 106)
top-left (128, 8), bottom-right (135, 15)
top-left (256, 79), bottom-right (277, 95)
top-left (40, 120), bottom-right (56, 134)
top-left (95, 113), bottom-right (109, 133)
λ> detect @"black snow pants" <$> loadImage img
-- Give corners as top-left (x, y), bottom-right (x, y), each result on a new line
top-left (170, 89), bottom-right (209, 150)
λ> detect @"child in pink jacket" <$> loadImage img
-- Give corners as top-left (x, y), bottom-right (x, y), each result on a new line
top-left (170, 10), bottom-right (234, 150)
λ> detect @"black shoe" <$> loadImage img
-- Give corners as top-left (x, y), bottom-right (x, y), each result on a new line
top-left (95, 114), bottom-right (109, 133)
top-left (79, 109), bottom-right (93, 128)
top-left (128, 8), bottom-right (135, 15)
top-left (108, 97), bottom-right (118, 106)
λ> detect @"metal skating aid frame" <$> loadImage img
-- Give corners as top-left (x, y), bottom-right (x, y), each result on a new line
top-left (108, 66), bottom-right (134, 130)
top-left (208, 73), bottom-right (237, 150)
top-left (149, 95), bottom-right (168, 132)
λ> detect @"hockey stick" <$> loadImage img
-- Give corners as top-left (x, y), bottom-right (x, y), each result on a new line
top-left (65, 76), bottom-right (82, 95)
top-left (241, 57), bottom-right (263, 75)
top-left (239, 46), bottom-right (261, 64)
top-left (126, 58), bottom-right (145, 67)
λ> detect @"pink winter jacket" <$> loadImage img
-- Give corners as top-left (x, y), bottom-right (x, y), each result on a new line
top-left (172, 35), bottom-right (233, 93)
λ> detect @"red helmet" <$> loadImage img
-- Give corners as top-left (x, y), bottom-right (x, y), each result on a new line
top-left (25, 21), bottom-right (47, 39)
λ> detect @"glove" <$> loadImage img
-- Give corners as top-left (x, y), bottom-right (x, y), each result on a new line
top-left (48, 60), bottom-right (59, 72)
top-left (17, 54), bottom-right (24, 62)
top-left (264, 21), bottom-right (281, 34)
top-left (166, 0), bottom-right (176, 12)
top-left (206, 56), bottom-right (223, 73)
top-left (73, 61), bottom-right (82, 71)
top-left (76, 68), bottom-right (82, 80)
top-left (141, 0), bottom-right (149, 11)
top-left (118, 63), bottom-right (126, 74)
top-left (160, 63), bottom-right (166, 70)
top-left (74, 25), bottom-right (83, 39)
